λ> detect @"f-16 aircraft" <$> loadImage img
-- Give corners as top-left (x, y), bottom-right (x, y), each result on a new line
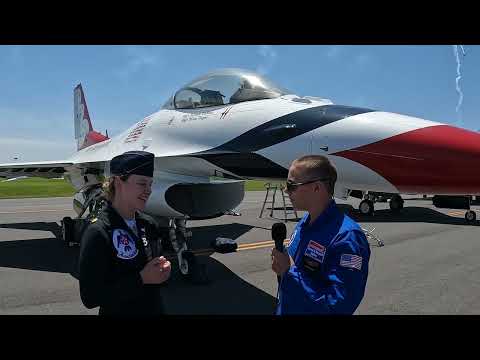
top-left (2, 68), bottom-right (480, 277)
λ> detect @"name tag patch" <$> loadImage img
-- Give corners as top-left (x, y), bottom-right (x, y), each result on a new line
top-left (339, 254), bottom-right (362, 270)
top-left (304, 240), bottom-right (326, 263)
top-left (113, 229), bottom-right (138, 260)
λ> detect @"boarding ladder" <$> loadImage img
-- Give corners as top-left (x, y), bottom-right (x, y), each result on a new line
top-left (259, 183), bottom-right (298, 222)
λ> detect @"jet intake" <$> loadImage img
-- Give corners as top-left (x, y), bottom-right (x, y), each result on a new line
top-left (165, 181), bottom-right (245, 220)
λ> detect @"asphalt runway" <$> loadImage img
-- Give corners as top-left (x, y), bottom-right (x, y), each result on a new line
top-left (1, 193), bottom-right (480, 315)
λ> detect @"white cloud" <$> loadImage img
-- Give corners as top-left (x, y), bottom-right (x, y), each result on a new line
top-left (325, 46), bottom-right (373, 69)
top-left (256, 45), bottom-right (277, 75)
top-left (9, 46), bottom-right (24, 65)
top-left (0, 46), bottom-right (24, 66)
top-left (0, 107), bottom-right (71, 134)
top-left (116, 46), bottom-right (162, 80)
top-left (0, 106), bottom-right (75, 163)
top-left (355, 53), bottom-right (373, 67)
top-left (0, 137), bottom-right (76, 163)
top-left (350, 96), bottom-right (371, 108)
top-left (326, 45), bottom-right (343, 59)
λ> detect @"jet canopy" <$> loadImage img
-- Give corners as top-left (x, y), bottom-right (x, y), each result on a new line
top-left (162, 68), bottom-right (292, 110)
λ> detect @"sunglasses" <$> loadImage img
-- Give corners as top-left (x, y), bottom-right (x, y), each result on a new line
top-left (285, 178), bottom-right (330, 192)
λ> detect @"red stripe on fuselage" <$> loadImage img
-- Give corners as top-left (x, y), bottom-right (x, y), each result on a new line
top-left (333, 125), bottom-right (480, 194)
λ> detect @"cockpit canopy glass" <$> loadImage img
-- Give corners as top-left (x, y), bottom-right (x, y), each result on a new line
top-left (162, 68), bottom-right (292, 110)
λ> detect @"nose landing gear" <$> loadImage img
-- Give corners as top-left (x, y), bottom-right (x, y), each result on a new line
top-left (167, 218), bottom-right (210, 284)
top-left (359, 199), bottom-right (374, 215)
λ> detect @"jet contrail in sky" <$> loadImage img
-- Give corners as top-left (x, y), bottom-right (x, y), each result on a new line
top-left (452, 45), bottom-right (466, 125)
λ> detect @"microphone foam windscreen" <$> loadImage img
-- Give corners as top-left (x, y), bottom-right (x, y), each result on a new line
top-left (271, 222), bottom-right (287, 242)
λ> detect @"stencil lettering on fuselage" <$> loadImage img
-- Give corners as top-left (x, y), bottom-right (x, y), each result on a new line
top-left (124, 117), bottom-right (152, 143)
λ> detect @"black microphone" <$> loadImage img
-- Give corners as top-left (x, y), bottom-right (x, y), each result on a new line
top-left (272, 222), bottom-right (287, 252)
top-left (272, 222), bottom-right (287, 284)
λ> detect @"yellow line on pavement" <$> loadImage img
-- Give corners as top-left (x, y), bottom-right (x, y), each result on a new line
top-left (448, 210), bottom-right (468, 216)
top-left (187, 239), bottom-right (290, 256)
top-left (238, 240), bottom-right (275, 248)
top-left (238, 242), bottom-right (275, 251)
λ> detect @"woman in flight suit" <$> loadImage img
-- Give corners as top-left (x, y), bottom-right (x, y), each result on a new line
top-left (78, 151), bottom-right (171, 316)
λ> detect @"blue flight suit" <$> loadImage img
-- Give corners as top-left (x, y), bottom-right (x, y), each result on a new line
top-left (277, 200), bottom-right (370, 315)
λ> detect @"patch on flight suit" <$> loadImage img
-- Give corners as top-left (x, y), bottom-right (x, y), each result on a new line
top-left (112, 229), bottom-right (138, 260)
top-left (90, 218), bottom-right (97, 223)
top-left (304, 240), bottom-right (326, 263)
top-left (303, 257), bottom-right (321, 272)
top-left (339, 254), bottom-right (362, 270)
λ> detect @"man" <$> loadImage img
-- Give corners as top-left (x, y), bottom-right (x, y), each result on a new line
top-left (271, 155), bottom-right (370, 315)
top-left (79, 151), bottom-right (171, 316)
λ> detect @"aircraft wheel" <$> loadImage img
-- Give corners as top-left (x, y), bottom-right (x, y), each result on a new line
top-left (179, 251), bottom-right (209, 284)
top-left (389, 195), bottom-right (404, 212)
top-left (179, 251), bottom-right (193, 277)
top-left (465, 210), bottom-right (476, 223)
top-left (359, 200), bottom-right (374, 216)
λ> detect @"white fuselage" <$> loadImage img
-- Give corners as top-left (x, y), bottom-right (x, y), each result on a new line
top-left (68, 95), bottom-right (444, 200)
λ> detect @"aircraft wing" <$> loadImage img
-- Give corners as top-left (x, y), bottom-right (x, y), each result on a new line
top-left (0, 160), bottom-right (74, 179)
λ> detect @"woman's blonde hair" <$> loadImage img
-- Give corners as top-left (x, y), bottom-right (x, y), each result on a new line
top-left (102, 175), bottom-right (130, 202)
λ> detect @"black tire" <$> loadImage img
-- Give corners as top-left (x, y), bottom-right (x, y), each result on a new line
top-left (359, 200), bottom-right (374, 216)
top-left (179, 250), bottom-right (195, 278)
top-left (465, 210), bottom-right (476, 223)
top-left (180, 251), bottom-right (209, 284)
top-left (390, 195), bottom-right (404, 212)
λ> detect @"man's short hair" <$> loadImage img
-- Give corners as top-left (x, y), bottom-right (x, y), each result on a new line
top-left (292, 155), bottom-right (337, 196)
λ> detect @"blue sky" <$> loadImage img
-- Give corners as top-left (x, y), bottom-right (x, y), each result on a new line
top-left (0, 45), bottom-right (478, 163)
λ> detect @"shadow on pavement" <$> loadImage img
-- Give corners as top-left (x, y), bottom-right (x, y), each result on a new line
top-left (163, 255), bottom-right (277, 315)
top-left (0, 221), bottom-right (277, 314)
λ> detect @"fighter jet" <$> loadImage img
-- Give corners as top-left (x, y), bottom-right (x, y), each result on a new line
top-left (2, 68), bottom-right (480, 277)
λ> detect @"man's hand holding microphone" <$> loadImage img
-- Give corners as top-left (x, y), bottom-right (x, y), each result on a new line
top-left (271, 223), bottom-right (294, 281)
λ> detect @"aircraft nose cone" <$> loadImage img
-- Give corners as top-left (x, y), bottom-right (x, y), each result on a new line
top-left (334, 125), bottom-right (480, 194)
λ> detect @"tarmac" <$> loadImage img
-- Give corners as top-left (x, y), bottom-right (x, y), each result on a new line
top-left (1, 193), bottom-right (479, 315)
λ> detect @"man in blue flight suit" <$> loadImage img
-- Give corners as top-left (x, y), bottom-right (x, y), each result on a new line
top-left (271, 155), bottom-right (370, 315)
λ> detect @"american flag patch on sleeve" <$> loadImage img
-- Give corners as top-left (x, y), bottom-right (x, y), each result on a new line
top-left (339, 254), bottom-right (362, 270)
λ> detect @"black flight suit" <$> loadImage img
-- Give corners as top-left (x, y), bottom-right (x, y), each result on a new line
top-left (78, 202), bottom-right (165, 316)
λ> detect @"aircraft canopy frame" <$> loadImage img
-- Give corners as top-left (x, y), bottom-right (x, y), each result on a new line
top-left (162, 68), bottom-right (292, 110)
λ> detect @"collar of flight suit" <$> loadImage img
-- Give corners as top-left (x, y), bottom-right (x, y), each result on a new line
top-left (300, 199), bottom-right (339, 233)
top-left (99, 202), bottom-right (147, 235)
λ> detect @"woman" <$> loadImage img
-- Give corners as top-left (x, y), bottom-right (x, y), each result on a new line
top-left (78, 151), bottom-right (171, 316)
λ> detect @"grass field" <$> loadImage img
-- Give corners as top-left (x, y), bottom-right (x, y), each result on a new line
top-left (0, 178), bottom-right (76, 199)
top-left (0, 177), bottom-right (283, 199)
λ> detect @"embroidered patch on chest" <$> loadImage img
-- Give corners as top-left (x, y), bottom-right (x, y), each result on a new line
top-left (304, 240), bottom-right (326, 263)
top-left (112, 229), bottom-right (138, 260)
top-left (339, 254), bottom-right (362, 270)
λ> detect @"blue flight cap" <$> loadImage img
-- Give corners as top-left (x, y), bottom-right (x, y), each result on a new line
top-left (110, 151), bottom-right (155, 177)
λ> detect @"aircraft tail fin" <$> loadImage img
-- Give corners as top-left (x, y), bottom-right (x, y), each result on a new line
top-left (74, 84), bottom-right (109, 151)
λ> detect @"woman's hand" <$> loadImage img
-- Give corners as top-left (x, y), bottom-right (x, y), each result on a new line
top-left (140, 256), bottom-right (171, 284)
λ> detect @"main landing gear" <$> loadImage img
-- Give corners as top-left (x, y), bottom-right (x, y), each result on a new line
top-left (465, 210), bottom-right (476, 222)
top-left (432, 195), bottom-right (477, 224)
top-left (61, 185), bottom-right (105, 247)
top-left (61, 191), bottom-right (210, 284)
top-left (166, 218), bottom-right (209, 284)
top-left (358, 193), bottom-right (404, 216)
